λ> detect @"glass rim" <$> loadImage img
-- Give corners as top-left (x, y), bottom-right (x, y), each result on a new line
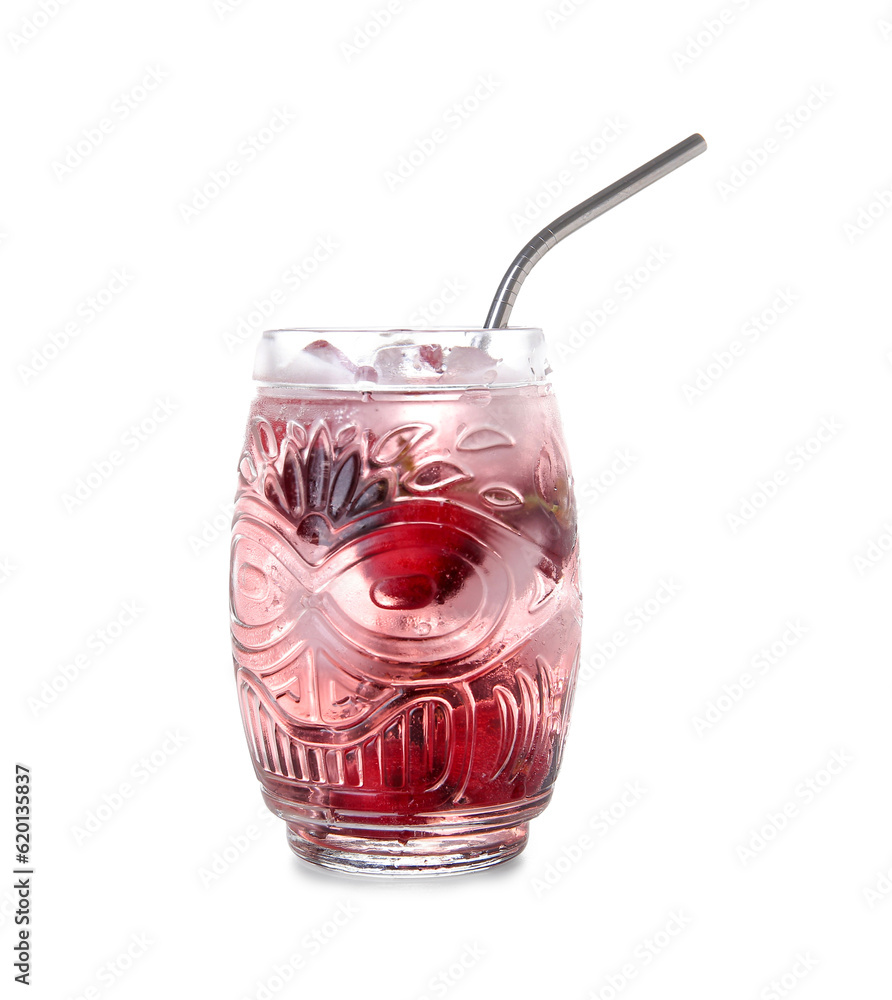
top-left (260, 326), bottom-right (543, 335)
top-left (253, 326), bottom-right (550, 391)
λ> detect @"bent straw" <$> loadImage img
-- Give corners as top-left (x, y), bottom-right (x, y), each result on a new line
top-left (484, 133), bottom-right (707, 329)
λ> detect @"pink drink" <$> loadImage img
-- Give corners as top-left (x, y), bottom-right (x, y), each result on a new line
top-left (231, 330), bottom-right (581, 874)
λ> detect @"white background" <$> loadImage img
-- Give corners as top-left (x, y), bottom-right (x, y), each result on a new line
top-left (3, 1), bottom-right (892, 997)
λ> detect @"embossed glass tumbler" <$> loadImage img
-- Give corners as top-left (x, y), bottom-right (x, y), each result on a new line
top-left (230, 327), bottom-right (581, 875)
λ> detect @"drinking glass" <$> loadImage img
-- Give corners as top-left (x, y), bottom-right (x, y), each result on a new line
top-left (230, 327), bottom-right (581, 875)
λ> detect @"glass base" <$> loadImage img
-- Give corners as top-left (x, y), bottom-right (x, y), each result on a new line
top-left (286, 821), bottom-right (529, 877)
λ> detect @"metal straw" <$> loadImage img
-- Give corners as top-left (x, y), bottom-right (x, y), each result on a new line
top-left (484, 133), bottom-right (707, 329)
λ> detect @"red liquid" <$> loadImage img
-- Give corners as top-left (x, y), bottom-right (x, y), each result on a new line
top-left (231, 384), bottom-right (581, 858)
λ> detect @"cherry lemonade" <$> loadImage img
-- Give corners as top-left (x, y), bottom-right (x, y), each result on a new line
top-left (231, 332), bottom-right (581, 872)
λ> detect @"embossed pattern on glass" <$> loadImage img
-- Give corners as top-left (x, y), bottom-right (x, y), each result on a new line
top-left (231, 332), bottom-right (581, 875)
